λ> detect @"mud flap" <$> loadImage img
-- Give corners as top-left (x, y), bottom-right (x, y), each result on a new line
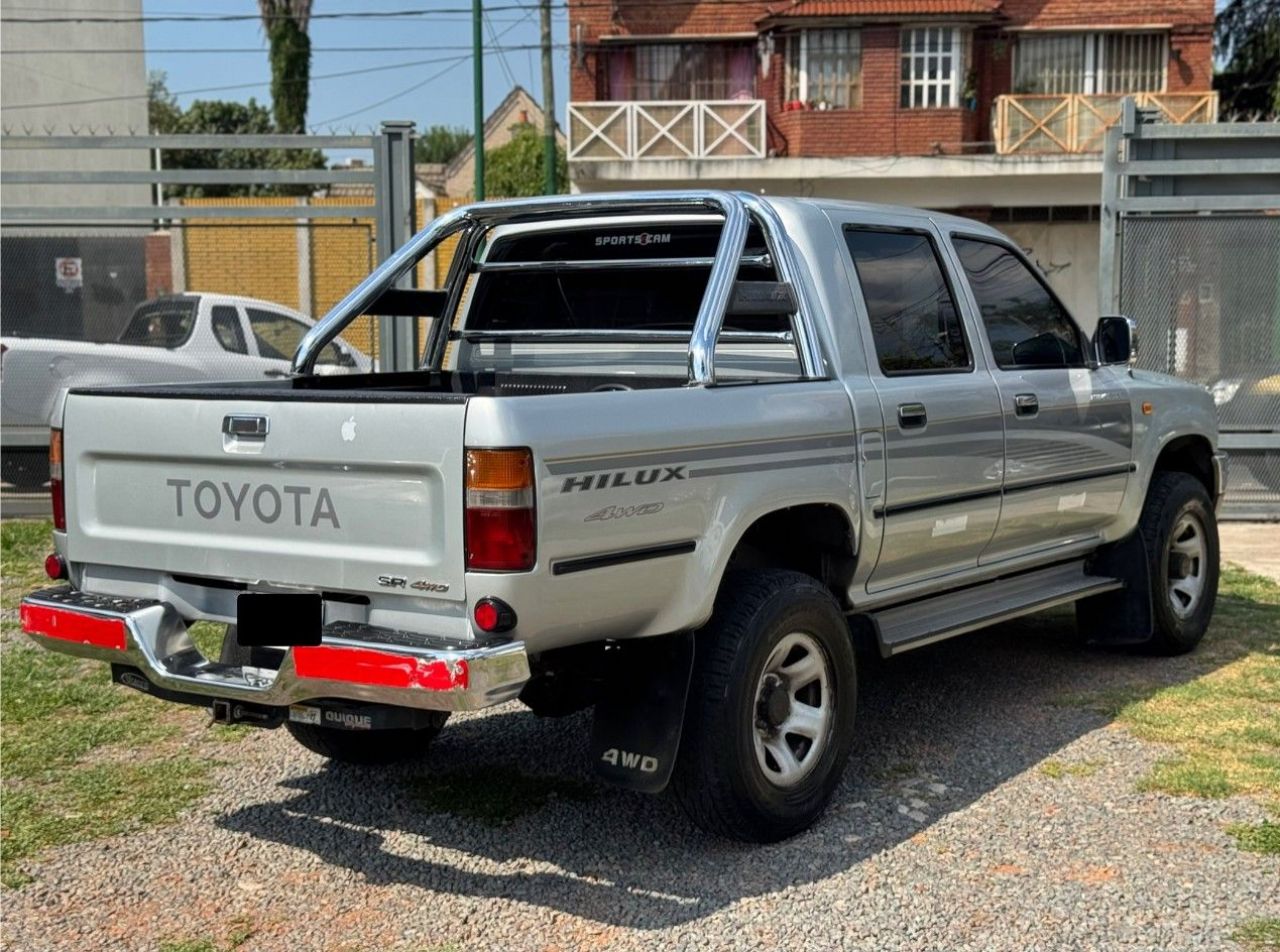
top-left (590, 631), bottom-right (694, 794)
top-left (1078, 531), bottom-right (1155, 645)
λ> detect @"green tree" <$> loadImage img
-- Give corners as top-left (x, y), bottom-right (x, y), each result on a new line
top-left (483, 122), bottom-right (567, 198)
top-left (1215, 0), bottom-right (1280, 117)
top-left (414, 125), bottom-right (472, 164)
top-left (258, 0), bottom-right (313, 133)
top-left (147, 70), bottom-right (182, 134)
top-left (148, 73), bottom-right (324, 198)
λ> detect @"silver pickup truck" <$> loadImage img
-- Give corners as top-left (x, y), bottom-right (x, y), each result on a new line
top-left (21, 191), bottom-right (1226, 842)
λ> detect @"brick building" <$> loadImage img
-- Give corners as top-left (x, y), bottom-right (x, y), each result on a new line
top-left (566, 0), bottom-right (1216, 321)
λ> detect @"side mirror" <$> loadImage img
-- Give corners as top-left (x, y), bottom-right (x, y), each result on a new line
top-left (1094, 316), bottom-right (1137, 367)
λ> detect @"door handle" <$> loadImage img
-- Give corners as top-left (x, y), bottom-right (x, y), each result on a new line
top-left (1015, 393), bottom-right (1039, 416)
top-left (262, 369), bottom-right (291, 378)
top-left (897, 402), bottom-right (927, 429)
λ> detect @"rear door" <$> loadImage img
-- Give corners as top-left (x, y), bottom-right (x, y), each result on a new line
top-left (946, 234), bottom-right (1132, 561)
top-left (839, 220), bottom-right (1005, 593)
top-left (62, 390), bottom-right (468, 602)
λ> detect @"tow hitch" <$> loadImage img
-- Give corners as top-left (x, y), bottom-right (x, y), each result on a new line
top-left (210, 698), bottom-right (285, 728)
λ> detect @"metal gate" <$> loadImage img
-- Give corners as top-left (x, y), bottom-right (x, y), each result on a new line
top-left (1101, 104), bottom-right (1280, 519)
top-left (0, 123), bottom-right (426, 495)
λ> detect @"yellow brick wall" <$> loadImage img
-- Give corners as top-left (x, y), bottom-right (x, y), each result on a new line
top-left (181, 197), bottom-right (301, 311)
top-left (179, 195), bottom-right (468, 367)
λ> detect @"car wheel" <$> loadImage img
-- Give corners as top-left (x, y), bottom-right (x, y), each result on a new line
top-left (1139, 471), bottom-right (1220, 655)
top-left (285, 716), bottom-right (448, 765)
top-left (671, 569), bottom-right (857, 842)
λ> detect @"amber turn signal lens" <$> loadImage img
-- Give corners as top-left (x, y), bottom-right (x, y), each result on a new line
top-left (465, 448), bottom-right (533, 491)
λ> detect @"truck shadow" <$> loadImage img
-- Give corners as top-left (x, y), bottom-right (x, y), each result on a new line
top-left (215, 600), bottom-right (1257, 930)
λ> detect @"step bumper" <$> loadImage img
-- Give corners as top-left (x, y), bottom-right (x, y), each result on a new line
top-left (19, 585), bottom-right (530, 713)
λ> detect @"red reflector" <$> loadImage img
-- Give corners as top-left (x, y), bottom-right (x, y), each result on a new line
top-left (293, 645), bottom-right (469, 691)
top-left (44, 553), bottom-right (67, 580)
top-left (20, 603), bottom-right (126, 651)
top-left (474, 600), bottom-right (500, 632)
top-left (465, 507), bottom-right (536, 571)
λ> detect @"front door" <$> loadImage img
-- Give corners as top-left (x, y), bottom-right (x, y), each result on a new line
top-left (840, 223), bottom-right (1005, 593)
top-left (946, 234), bottom-right (1133, 562)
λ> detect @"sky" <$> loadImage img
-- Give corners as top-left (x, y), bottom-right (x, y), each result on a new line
top-left (142, 0), bottom-right (570, 134)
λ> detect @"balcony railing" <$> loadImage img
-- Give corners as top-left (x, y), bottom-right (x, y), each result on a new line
top-left (994, 92), bottom-right (1218, 155)
top-left (568, 100), bottom-right (766, 162)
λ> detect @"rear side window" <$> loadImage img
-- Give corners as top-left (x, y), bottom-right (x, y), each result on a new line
top-left (952, 237), bottom-right (1085, 369)
top-left (210, 306), bottom-right (247, 354)
top-left (844, 228), bottom-right (970, 374)
top-left (117, 298), bottom-right (198, 349)
top-left (247, 309), bottom-right (307, 361)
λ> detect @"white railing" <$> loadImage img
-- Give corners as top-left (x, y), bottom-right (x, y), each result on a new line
top-left (568, 100), bottom-right (767, 161)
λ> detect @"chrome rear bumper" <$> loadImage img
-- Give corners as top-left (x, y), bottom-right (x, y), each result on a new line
top-left (20, 586), bottom-right (529, 713)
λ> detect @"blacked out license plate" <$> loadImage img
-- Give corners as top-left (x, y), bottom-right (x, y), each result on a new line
top-left (236, 593), bottom-right (323, 647)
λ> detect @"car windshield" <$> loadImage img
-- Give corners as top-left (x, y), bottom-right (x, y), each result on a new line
top-left (117, 298), bottom-right (199, 349)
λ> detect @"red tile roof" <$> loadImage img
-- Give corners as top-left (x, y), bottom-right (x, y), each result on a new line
top-left (759, 0), bottom-right (1001, 19)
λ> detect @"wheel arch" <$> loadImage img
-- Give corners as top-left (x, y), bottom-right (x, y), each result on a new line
top-left (716, 502), bottom-right (859, 609)
top-left (1153, 433), bottom-right (1216, 499)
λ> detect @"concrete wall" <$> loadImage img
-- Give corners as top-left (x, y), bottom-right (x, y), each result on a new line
top-left (0, 0), bottom-right (150, 209)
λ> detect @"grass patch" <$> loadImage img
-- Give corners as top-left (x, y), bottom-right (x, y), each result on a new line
top-left (1228, 820), bottom-right (1280, 856)
top-left (1062, 567), bottom-right (1280, 807)
top-left (160, 916), bottom-right (257, 952)
top-left (1234, 918), bottom-right (1280, 951)
top-left (1039, 758), bottom-right (1104, 780)
top-left (411, 766), bottom-right (595, 826)
top-left (0, 519), bottom-right (238, 888)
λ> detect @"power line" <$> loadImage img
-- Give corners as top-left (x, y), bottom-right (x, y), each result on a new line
top-left (3, 1), bottom-right (791, 24)
top-left (313, 8), bottom-right (535, 127)
top-left (2, 53), bottom-right (473, 111)
top-left (5, 44), bottom-right (567, 55)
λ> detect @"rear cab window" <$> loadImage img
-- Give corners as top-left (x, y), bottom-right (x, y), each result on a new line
top-left (117, 298), bottom-right (199, 349)
top-left (210, 306), bottom-right (247, 355)
top-left (951, 236), bottom-right (1085, 370)
top-left (843, 227), bottom-right (971, 375)
top-left (446, 218), bottom-right (804, 381)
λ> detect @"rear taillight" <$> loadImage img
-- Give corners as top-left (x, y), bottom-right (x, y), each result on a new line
top-left (464, 448), bottom-right (535, 571)
top-left (49, 429), bottom-right (65, 531)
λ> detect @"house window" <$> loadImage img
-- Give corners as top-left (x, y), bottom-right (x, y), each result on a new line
top-left (900, 27), bottom-right (966, 108)
top-left (605, 43), bottom-right (756, 101)
top-left (1014, 32), bottom-right (1167, 94)
top-left (784, 29), bottom-right (862, 108)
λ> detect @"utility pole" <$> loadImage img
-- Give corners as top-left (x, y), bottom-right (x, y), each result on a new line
top-left (473, 0), bottom-right (486, 200)
top-left (540, 0), bottom-right (558, 194)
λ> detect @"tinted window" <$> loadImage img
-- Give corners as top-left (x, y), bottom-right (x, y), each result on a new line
top-left (844, 228), bottom-right (969, 374)
top-left (210, 306), bottom-right (247, 354)
top-left (117, 298), bottom-right (198, 349)
top-left (247, 309), bottom-right (307, 361)
top-left (953, 237), bottom-right (1084, 369)
top-left (467, 221), bottom-right (786, 335)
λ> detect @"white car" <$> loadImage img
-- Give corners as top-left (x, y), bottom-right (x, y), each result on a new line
top-left (1, 293), bottom-right (369, 485)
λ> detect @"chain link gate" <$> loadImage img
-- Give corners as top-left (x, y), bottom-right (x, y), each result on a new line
top-left (1102, 103), bottom-right (1280, 519)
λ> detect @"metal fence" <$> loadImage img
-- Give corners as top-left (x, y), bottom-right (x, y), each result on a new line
top-left (0, 124), bottom-right (423, 492)
top-left (1102, 103), bottom-right (1280, 519)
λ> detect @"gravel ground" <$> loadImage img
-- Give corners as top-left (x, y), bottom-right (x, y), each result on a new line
top-left (5, 608), bottom-right (1277, 952)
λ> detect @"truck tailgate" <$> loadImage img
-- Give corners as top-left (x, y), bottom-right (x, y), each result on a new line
top-left (63, 392), bottom-right (467, 601)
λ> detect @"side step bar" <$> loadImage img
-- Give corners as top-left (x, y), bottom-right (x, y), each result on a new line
top-left (867, 560), bottom-right (1124, 657)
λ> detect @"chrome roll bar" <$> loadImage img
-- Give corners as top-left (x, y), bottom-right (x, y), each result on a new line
top-left (292, 189), bottom-right (819, 385)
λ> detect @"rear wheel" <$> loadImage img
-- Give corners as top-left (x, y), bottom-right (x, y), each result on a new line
top-left (285, 716), bottom-right (448, 765)
top-left (1140, 471), bottom-right (1220, 655)
top-left (672, 569), bottom-right (856, 842)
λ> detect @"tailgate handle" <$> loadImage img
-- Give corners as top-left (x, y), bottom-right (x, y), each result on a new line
top-left (223, 414), bottom-right (269, 439)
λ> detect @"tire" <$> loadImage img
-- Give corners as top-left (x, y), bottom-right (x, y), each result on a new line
top-left (671, 569), bottom-right (857, 842)
top-left (1139, 471), bottom-right (1220, 655)
top-left (285, 715), bottom-right (448, 765)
